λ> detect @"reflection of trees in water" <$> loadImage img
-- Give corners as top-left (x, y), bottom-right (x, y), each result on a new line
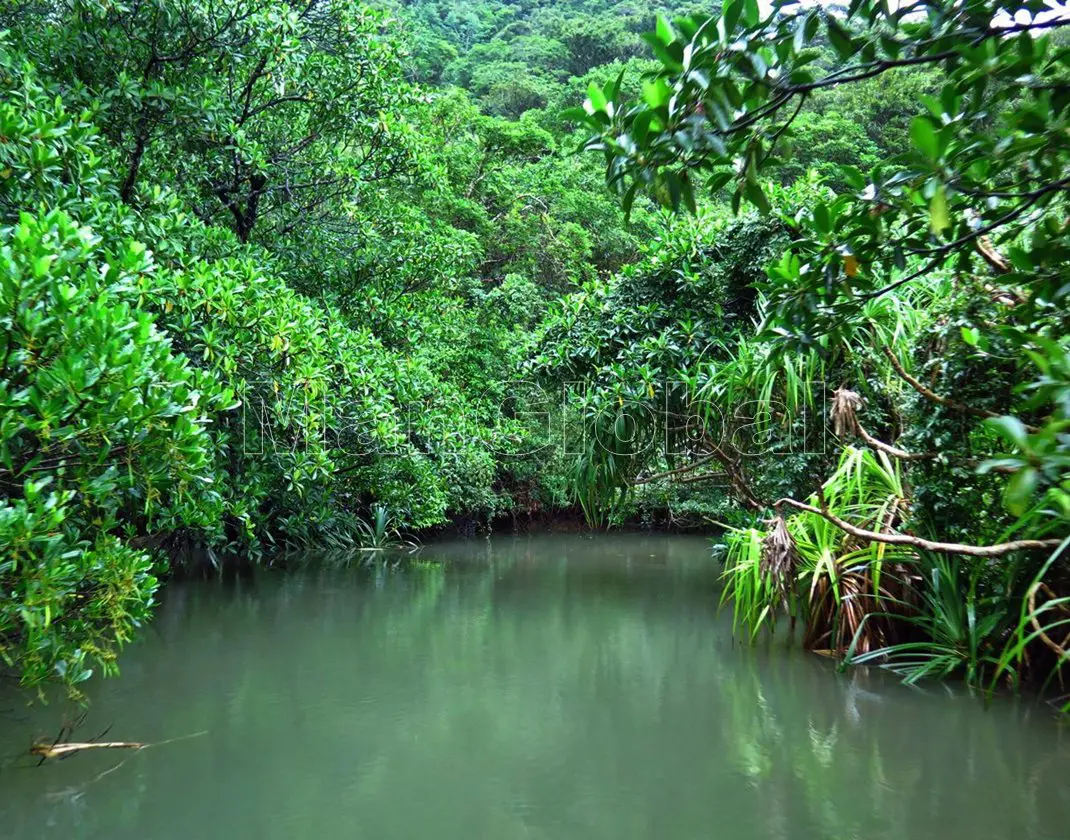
top-left (710, 644), bottom-right (1069, 840)
top-left (1, 536), bottom-right (1068, 839)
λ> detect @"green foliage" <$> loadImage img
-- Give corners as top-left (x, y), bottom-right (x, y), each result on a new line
top-left (2, 0), bottom-right (683, 692)
top-left (567, 0), bottom-right (1070, 698)
top-left (994, 538), bottom-right (1070, 707)
top-left (399, 0), bottom-right (650, 115)
top-left (771, 110), bottom-right (882, 189)
top-left (531, 209), bottom-right (790, 522)
top-left (0, 497), bottom-right (159, 690)
top-left (529, 181), bottom-right (858, 527)
top-left (4, 0), bottom-right (1064, 710)
top-left (0, 22), bottom-right (540, 690)
top-left (844, 553), bottom-right (1018, 687)
top-left (0, 208), bottom-right (213, 689)
top-left (354, 504), bottom-right (418, 550)
top-left (721, 447), bottom-right (913, 648)
top-left (21, 0), bottom-right (415, 243)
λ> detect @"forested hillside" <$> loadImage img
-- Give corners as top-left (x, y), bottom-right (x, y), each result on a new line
top-left (1, 0), bottom-right (1068, 708)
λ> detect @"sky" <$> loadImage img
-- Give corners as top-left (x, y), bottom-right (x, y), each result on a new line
top-left (763, 0), bottom-right (1070, 24)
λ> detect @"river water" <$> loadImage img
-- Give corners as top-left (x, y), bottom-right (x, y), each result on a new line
top-left (1, 534), bottom-right (1068, 839)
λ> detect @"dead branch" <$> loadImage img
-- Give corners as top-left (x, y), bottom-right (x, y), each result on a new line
top-left (633, 453), bottom-right (719, 484)
top-left (630, 436), bottom-right (764, 510)
top-left (975, 234), bottom-right (1010, 274)
top-left (31, 730), bottom-right (208, 763)
top-left (832, 388), bottom-right (937, 461)
top-left (855, 422), bottom-right (937, 460)
top-left (1027, 582), bottom-right (1070, 661)
top-left (32, 741), bottom-right (143, 760)
top-left (832, 388), bottom-right (1016, 471)
top-left (761, 515), bottom-right (799, 610)
top-left (774, 493), bottom-right (1064, 557)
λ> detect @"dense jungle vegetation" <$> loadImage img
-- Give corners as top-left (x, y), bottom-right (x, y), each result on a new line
top-left (1, 0), bottom-right (1068, 710)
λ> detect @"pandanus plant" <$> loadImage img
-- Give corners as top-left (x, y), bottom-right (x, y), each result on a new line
top-left (842, 536), bottom-right (1070, 696)
top-left (720, 447), bottom-right (915, 654)
top-left (354, 504), bottom-right (418, 551)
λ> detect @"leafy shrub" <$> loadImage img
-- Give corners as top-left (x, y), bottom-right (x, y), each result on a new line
top-left (0, 208), bottom-right (224, 689)
top-left (0, 36), bottom-right (516, 689)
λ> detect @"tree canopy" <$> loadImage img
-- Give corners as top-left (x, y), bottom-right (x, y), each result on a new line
top-left (1, 0), bottom-right (1068, 707)
top-left (564, 0), bottom-right (1070, 688)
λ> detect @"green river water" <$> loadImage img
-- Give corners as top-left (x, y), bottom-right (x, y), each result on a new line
top-left (1, 534), bottom-right (1068, 839)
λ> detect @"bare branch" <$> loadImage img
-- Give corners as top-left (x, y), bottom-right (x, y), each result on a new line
top-left (774, 495), bottom-right (1063, 557)
top-left (882, 347), bottom-right (1039, 432)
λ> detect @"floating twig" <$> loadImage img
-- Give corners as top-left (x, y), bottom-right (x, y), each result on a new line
top-left (31, 730), bottom-right (208, 763)
top-left (31, 741), bottom-right (145, 760)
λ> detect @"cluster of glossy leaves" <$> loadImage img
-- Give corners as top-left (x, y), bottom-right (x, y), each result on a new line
top-left (1, 483), bottom-right (161, 690)
top-left (573, 1), bottom-right (1069, 327)
top-left (0, 48), bottom-right (229, 688)
top-left (0, 206), bottom-right (225, 688)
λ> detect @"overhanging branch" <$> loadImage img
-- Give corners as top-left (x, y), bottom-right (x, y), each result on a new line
top-left (774, 494), bottom-right (1063, 557)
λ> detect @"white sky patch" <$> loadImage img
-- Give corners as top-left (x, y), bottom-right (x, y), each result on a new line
top-left (757, 0), bottom-right (1070, 25)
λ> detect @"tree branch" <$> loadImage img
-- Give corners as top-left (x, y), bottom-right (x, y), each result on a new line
top-left (775, 495), bottom-right (1064, 557)
top-left (631, 453), bottom-right (719, 484)
top-left (881, 347), bottom-right (1038, 432)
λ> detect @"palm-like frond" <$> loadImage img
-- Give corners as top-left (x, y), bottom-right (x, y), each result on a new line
top-left (719, 447), bottom-right (915, 651)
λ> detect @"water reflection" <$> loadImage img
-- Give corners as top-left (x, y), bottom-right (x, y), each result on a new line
top-left (0, 534), bottom-right (1067, 840)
